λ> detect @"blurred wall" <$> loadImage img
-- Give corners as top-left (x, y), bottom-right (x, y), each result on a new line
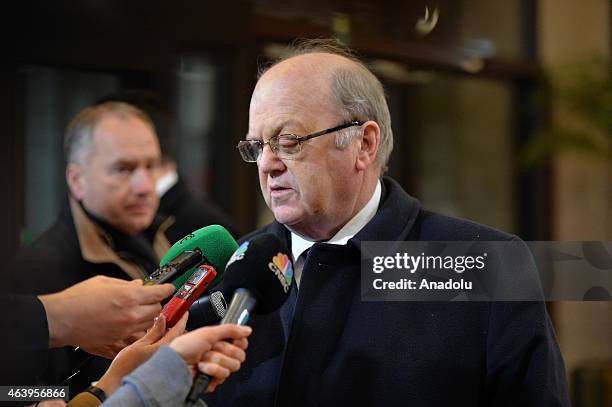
top-left (538, 0), bottom-right (612, 381)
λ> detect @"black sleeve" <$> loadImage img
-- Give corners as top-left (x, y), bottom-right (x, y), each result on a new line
top-left (484, 301), bottom-right (570, 406)
top-left (482, 237), bottom-right (570, 406)
top-left (0, 294), bottom-right (50, 386)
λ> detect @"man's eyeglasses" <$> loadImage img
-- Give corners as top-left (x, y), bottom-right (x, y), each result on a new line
top-left (237, 121), bottom-right (364, 162)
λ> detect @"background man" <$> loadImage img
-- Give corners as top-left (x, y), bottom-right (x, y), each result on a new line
top-left (96, 90), bottom-right (241, 242)
top-left (7, 102), bottom-right (172, 394)
top-left (207, 39), bottom-right (570, 406)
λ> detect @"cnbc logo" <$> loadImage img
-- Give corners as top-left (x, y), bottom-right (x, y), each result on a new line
top-left (269, 253), bottom-right (293, 293)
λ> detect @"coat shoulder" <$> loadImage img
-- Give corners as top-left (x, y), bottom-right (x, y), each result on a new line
top-left (238, 223), bottom-right (281, 243)
top-left (416, 209), bottom-right (517, 242)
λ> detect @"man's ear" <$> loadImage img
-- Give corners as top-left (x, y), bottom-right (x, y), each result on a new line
top-left (66, 162), bottom-right (85, 200)
top-left (355, 121), bottom-right (381, 171)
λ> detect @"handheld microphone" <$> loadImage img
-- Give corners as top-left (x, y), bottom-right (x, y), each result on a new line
top-left (145, 225), bottom-right (238, 291)
top-left (144, 250), bottom-right (202, 286)
top-left (186, 291), bottom-right (227, 331)
top-left (185, 233), bottom-right (294, 405)
top-left (162, 265), bottom-right (217, 327)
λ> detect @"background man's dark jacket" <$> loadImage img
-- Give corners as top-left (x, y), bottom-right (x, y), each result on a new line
top-left (207, 177), bottom-right (569, 407)
top-left (157, 177), bottom-right (240, 243)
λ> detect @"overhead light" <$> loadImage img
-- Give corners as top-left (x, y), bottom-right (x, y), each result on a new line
top-left (415, 6), bottom-right (439, 36)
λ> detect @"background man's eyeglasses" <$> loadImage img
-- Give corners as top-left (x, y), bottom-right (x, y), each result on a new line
top-left (237, 121), bottom-right (364, 162)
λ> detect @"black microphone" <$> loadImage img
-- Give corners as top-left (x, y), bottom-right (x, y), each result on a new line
top-left (185, 233), bottom-right (294, 405)
top-left (186, 291), bottom-right (227, 331)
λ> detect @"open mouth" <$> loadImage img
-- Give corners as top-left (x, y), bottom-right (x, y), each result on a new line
top-left (270, 186), bottom-right (291, 197)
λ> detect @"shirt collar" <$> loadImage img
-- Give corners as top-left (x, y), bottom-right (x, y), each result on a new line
top-left (156, 170), bottom-right (179, 197)
top-left (290, 180), bottom-right (382, 262)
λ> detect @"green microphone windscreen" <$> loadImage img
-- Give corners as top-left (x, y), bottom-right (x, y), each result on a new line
top-left (160, 225), bottom-right (238, 290)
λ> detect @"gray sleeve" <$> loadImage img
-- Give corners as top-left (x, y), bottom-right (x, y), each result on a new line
top-left (102, 345), bottom-right (206, 407)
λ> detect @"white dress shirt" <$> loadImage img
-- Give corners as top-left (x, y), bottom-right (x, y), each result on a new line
top-left (290, 180), bottom-right (382, 286)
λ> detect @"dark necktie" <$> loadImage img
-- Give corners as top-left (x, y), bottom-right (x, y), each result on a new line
top-left (280, 248), bottom-right (309, 343)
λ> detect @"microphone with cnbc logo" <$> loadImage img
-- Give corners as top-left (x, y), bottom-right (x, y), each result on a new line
top-left (185, 233), bottom-right (294, 406)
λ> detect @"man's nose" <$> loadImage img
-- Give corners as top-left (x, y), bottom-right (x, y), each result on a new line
top-left (258, 144), bottom-right (286, 175)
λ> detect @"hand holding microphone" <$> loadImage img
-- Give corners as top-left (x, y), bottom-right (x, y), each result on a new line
top-left (95, 312), bottom-right (189, 396)
top-left (69, 313), bottom-right (250, 403)
top-left (170, 324), bottom-right (251, 393)
top-left (38, 276), bottom-right (174, 355)
top-left (38, 226), bottom-right (235, 361)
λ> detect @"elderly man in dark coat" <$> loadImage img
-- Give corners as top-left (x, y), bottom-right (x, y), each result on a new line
top-left (206, 39), bottom-right (570, 407)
